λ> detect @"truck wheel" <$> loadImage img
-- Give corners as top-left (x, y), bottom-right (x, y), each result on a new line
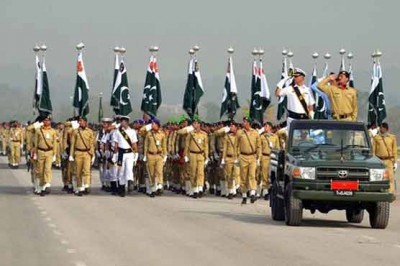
top-left (285, 183), bottom-right (303, 226)
top-left (271, 182), bottom-right (284, 221)
top-left (369, 202), bottom-right (390, 229)
top-left (346, 209), bottom-right (364, 223)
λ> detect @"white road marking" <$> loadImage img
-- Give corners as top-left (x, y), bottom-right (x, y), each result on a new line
top-left (74, 262), bottom-right (87, 266)
top-left (48, 223), bottom-right (56, 228)
top-left (66, 249), bottom-right (77, 254)
top-left (53, 230), bottom-right (62, 236)
top-left (40, 211), bottom-right (47, 216)
top-left (60, 240), bottom-right (69, 245)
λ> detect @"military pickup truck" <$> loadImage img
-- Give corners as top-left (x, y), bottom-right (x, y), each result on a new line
top-left (269, 120), bottom-right (395, 228)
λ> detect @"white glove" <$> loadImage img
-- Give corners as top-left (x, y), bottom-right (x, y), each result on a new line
top-left (309, 111), bottom-right (315, 119)
top-left (220, 159), bottom-right (226, 165)
top-left (204, 159), bottom-right (209, 168)
top-left (71, 120), bottom-right (79, 130)
top-left (143, 155), bottom-right (147, 162)
top-left (33, 153), bottom-right (37, 160)
top-left (33, 121), bottom-right (43, 129)
top-left (112, 153), bottom-right (118, 163)
top-left (68, 156), bottom-right (74, 162)
top-left (186, 125), bottom-right (194, 133)
top-left (133, 152), bottom-right (139, 162)
top-left (91, 156), bottom-right (95, 165)
top-left (234, 159), bottom-right (239, 166)
top-left (394, 163), bottom-right (398, 171)
top-left (258, 127), bottom-right (265, 135)
top-left (52, 155), bottom-right (56, 163)
top-left (223, 126), bottom-right (230, 133)
top-left (257, 159), bottom-right (261, 167)
top-left (184, 156), bottom-right (189, 163)
top-left (20, 144), bottom-right (24, 149)
top-left (145, 124), bottom-right (152, 132)
top-left (163, 156), bottom-right (168, 164)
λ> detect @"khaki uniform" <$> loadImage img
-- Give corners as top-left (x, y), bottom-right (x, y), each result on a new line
top-left (236, 128), bottom-right (261, 196)
top-left (1, 127), bottom-right (10, 155)
top-left (184, 129), bottom-right (209, 194)
top-left (318, 78), bottom-right (357, 121)
top-left (136, 131), bottom-right (146, 191)
top-left (70, 127), bottom-right (95, 191)
top-left (35, 126), bottom-right (57, 188)
top-left (62, 125), bottom-right (75, 189)
top-left (55, 129), bottom-right (63, 166)
top-left (25, 124), bottom-right (37, 188)
top-left (144, 130), bottom-right (167, 192)
top-left (9, 127), bottom-right (23, 166)
top-left (176, 127), bottom-right (191, 192)
top-left (373, 133), bottom-right (397, 194)
top-left (260, 132), bottom-right (281, 193)
top-left (222, 132), bottom-right (240, 194)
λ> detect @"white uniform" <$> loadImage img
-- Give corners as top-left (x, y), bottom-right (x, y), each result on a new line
top-left (96, 130), bottom-right (107, 184)
top-left (278, 84), bottom-right (315, 130)
top-left (107, 129), bottom-right (119, 182)
top-left (114, 127), bottom-right (138, 186)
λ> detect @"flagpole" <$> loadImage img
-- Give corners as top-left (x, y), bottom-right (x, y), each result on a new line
top-left (339, 48), bottom-right (346, 71)
top-left (323, 52), bottom-right (331, 77)
top-left (33, 45), bottom-right (41, 115)
top-left (98, 92), bottom-right (103, 123)
top-left (227, 47), bottom-right (234, 121)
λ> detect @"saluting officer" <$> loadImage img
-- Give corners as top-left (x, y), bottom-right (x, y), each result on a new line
top-left (275, 68), bottom-right (315, 131)
top-left (184, 117), bottom-right (209, 198)
top-left (237, 117), bottom-right (261, 204)
top-left (373, 122), bottom-right (397, 194)
top-left (69, 116), bottom-right (95, 196)
top-left (34, 115), bottom-right (57, 196)
top-left (143, 119), bottom-right (167, 197)
top-left (318, 71), bottom-right (357, 121)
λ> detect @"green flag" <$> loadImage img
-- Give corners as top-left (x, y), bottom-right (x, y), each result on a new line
top-left (276, 56), bottom-right (289, 120)
top-left (73, 51), bottom-right (90, 117)
top-left (113, 59), bottom-right (132, 116)
top-left (368, 61), bottom-right (386, 126)
top-left (141, 55), bottom-right (162, 117)
top-left (182, 58), bottom-right (204, 118)
top-left (110, 53), bottom-right (119, 114)
top-left (220, 56), bottom-right (240, 119)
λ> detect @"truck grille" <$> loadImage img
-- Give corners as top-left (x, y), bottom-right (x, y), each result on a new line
top-left (316, 167), bottom-right (369, 181)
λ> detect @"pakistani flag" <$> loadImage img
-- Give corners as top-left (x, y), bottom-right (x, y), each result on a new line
top-left (368, 61), bottom-right (386, 126)
top-left (112, 59), bottom-right (132, 116)
top-left (348, 62), bottom-right (355, 88)
top-left (250, 59), bottom-right (270, 124)
top-left (110, 53), bottom-right (120, 114)
top-left (141, 55), bottom-right (162, 117)
top-left (73, 51), bottom-right (90, 117)
top-left (309, 63), bottom-right (329, 119)
top-left (33, 54), bottom-right (42, 114)
top-left (182, 58), bottom-right (204, 118)
top-left (276, 56), bottom-right (291, 120)
top-left (38, 56), bottom-right (52, 115)
top-left (220, 56), bottom-right (240, 119)
top-left (98, 95), bottom-right (103, 123)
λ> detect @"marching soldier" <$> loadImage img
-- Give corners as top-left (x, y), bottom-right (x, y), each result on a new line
top-left (34, 115), bottom-right (57, 196)
top-left (1, 122), bottom-right (10, 156)
top-left (143, 119), bottom-right (167, 197)
top-left (317, 71), bottom-right (357, 121)
top-left (133, 119), bottom-right (146, 193)
top-left (9, 121), bottom-right (23, 168)
top-left (237, 117), bottom-right (261, 204)
top-left (113, 116), bottom-right (138, 197)
top-left (96, 118), bottom-right (112, 190)
top-left (61, 120), bottom-right (76, 192)
top-left (275, 68), bottom-right (315, 131)
top-left (26, 119), bottom-right (44, 194)
top-left (373, 122), bottom-right (397, 194)
top-left (221, 121), bottom-right (240, 199)
top-left (184, 117), bottom-right (209, 198)
top-left (259, 122), bottom-right (281, 200)
top-left (176, 118), bottom-right (193, 195)
top-left (54, 123), bottom-right (65, 168)
top-left (69, 116), bottom-right (95, 196)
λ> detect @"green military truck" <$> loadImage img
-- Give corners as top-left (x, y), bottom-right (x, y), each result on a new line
top-left (269, 120), bottom-right (395, 228)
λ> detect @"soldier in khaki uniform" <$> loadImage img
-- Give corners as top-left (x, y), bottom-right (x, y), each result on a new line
top-left (259, 122), bottom-right (281, 200)
top-left (25, 120), bottom-right (43, 193)
top-left (34, 115), bottom-right (57, 196)
top-left (69, 116), bottom-right (95, 196)
top-left (9, 121), bottom-right (23, 168)
top-left (318, 71), bottom-right (357, 121)
top-left (143, 119), bottom-right (167, 197)
top-left (221, 122), bottom-right (240, 199)
top-left (373, 122), bottom-right (397, 194)
top-left (176, 119), bottom-right (192, 195)
top-left (54, 123), bottom-right (64, 168)
top-left (237, 117), bottom-right (261, 204)
top-left (184, 118), bottom-right (209, 198)
top-left (1, 122), bottom-right (10, 156)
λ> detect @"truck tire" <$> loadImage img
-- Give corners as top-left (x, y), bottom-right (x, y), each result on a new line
top-left (369, 202), bottom-right (390, 229)
top-left (346, 209), bottom-right (364, 223)
top-left (271, 182), bottom-right (285, 221)
top-left (285, 183), bottom-right (303, 226)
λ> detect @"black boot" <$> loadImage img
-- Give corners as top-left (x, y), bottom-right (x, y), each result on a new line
top-left (110, 181), bottom-right (118, 195)
top-left (250, 195), bottom-right (257, 204)
top-left (119, 185), bottom-right (126, 197)
top-left (209, 187), bottom-right (215, 195)
top-left (127, 180), bottom-right (134, 192)
top-left (227, 193), bottom-right (234, 200)
top-left (241, 197), bottom-right (247, 205)
top-left (216, 190), bottom-right (221, 196)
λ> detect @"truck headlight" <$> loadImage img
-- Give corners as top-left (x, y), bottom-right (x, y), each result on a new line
top-left (369, 169), bottom-right (388, 181)
top-left (292, 167), bottom-right (316, 180)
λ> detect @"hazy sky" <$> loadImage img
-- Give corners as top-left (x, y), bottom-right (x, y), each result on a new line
top-left (1, 0), bottom-right (399, 118)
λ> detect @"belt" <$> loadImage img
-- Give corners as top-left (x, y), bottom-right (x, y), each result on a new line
top-left (262, 153), bottom-right (270, 157)
top-left (38, 147), bottom-right (53, 152)
top-left (190, 150), bottom-right (204, 154)
top-left (11, 140), bottom-right (21, 143)
top-left (119, 148), bottom-right (133, 154)
top-left (378, 156), bottom-right (394, 160)
top-left (288, 110), bottom-right (308, 120)
top-left (226, 154), bottom-right (234, 158)
top-left (332, 113), bottom-right (351, 119)
top-left (76, 148), bottom-right (90, 152)
top-left (240, 152), bottom-right (256, 156)
top-left (148, 151), bottom-right (161, 155)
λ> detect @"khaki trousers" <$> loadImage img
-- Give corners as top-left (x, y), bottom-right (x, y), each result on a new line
top-left (36, 150), bottom-right (53, 186)
top-left (189, 153), bottom-right (205, 190)
top-left (239, 154), bottom-right (257, 193)
top-left (11, 142), bottom-right (21, 164)
top-left (383, 159), bottom-right (395, 194)
top-left (147, 154), bottom-right (164, 188)
top-left (74, 151), bottom-right (91, 188)
top-left (261, 156), bottom-right (271, 189)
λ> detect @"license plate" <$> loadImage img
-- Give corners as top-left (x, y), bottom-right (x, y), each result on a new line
top-left (331, 180), bottom-right (359, 191)
top-left (334, 190), bottom-right (354, 196)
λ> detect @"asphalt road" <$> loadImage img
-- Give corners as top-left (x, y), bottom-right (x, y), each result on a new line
top-left (1, 156), bottom-right (399, 266)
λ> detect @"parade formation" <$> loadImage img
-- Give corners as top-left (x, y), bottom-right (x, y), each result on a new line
top-left (0, 43), bottom-right (396, 224)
